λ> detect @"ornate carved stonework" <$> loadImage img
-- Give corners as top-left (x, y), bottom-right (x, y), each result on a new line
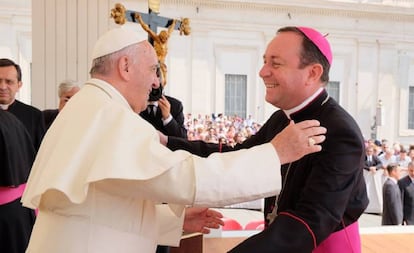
top-left (160, 0), bottom-right (414, 22)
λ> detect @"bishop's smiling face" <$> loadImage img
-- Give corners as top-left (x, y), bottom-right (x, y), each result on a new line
top-left (259, 31), bottom-right (312, 110)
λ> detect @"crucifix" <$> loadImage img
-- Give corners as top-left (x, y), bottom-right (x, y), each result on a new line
top-left (110, 2), bottom-right (190, 86)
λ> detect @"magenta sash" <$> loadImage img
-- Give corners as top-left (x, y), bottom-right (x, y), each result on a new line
top-left (0, 183), bottom-right (26, 205)
top-left (313, 222), bottom-right (361, 253)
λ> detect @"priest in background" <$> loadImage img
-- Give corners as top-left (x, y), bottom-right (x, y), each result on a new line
top-left (0, 58), bottom-right (45, 151)
top-left (43, 79), bottom-right (81, 130)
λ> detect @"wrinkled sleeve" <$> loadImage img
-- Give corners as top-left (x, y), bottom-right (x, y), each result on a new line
top-left (156, 204), bottom-right (185, 246)
top-left (94, 143), bottom-right (281, 208)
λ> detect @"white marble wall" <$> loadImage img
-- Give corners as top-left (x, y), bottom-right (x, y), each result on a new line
top-left (0, 1), bottom-right (31, 103)
top-left (24, 0), bottom-right (414, 143)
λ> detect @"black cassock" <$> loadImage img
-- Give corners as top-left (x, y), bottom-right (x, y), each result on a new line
top-left (0, 110), bottom-right (36, 253)
top-left (42, 108), bottom-right (59, 131)
top-left (7, 99), bottom-right (46, 151)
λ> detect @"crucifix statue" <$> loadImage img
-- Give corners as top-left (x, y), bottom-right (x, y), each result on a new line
top-left (110, 2), bottom-right (190, 87)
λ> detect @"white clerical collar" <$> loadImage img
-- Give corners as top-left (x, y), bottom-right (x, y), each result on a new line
top-left (0, 100), bottom-right (13, 110)
top-left (283, 88), bottom-right (324, 119)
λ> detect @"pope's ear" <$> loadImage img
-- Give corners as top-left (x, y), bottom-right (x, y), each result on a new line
top-left (118, 56), bottom-right (131, 81)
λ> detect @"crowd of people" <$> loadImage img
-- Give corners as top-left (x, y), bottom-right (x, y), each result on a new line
top-left (365, 138), bottom-right (414, 177)
top-left (364, 138), bottom-right (414, 226)
top-left (183, 113), bottom-right (262, 146)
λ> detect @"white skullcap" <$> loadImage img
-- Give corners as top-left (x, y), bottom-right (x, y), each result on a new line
top-left (92, 26), bottom-right (142, 59)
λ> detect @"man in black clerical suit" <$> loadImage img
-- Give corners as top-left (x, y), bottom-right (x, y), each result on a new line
top-left (164, 26), bottom-right (368, 253)
top-left (398, 162), bottom-right (414, 225)
top-left (42, 79), bottom-right (81, 130)
top-left (0, 58), bottom-right (45, 151)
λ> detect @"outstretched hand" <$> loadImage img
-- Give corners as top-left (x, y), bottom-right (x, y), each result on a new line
top-left (183, 207), bottom-right (224, 234)
top-left (271, 120), bottom-right (326, 164)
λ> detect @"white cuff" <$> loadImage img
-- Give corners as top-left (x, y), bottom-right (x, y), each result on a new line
top-left (162, 114), bottom-right (173, 125)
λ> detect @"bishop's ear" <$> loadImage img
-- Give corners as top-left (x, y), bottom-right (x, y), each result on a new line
top-left (306, 63), bottom-right (323, 86)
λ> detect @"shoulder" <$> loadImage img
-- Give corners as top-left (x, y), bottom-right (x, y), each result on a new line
top-left (322, 100), bottom-right (358, 129)
top-left (267, 109), bottom-right (285, 122)
top-left (386, 178), bottom-right (394, 184)
top-left (43, 109), bottom-right (59, 114)
top-left (260, 110), bottom-right (287, 129)
top-left (316, 101), bottom-right (364, 153)
top-left (321, 100), bottom-right (363, 140)
top-left (269, 109), bottom-right (288, 122)
top-left (399, 176), bottom-right (411, 185)
top-left (0, 110), bottom-right (22, 125)
top-left (43, 109), bottom-right (59, 118)
top-left (165, 96), bottom-right (184, 111)
top-left (9, 100), bottom-right (43, 122)
top-left (165, 95), bottom-right (182, 105)
top-left (383, 180), bottom-right (393, 189)
top-left (14, 100), bottom-right (42, 114)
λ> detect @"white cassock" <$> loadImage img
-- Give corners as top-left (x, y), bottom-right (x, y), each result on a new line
top-left (22, 78), bottom-right (282, 253)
